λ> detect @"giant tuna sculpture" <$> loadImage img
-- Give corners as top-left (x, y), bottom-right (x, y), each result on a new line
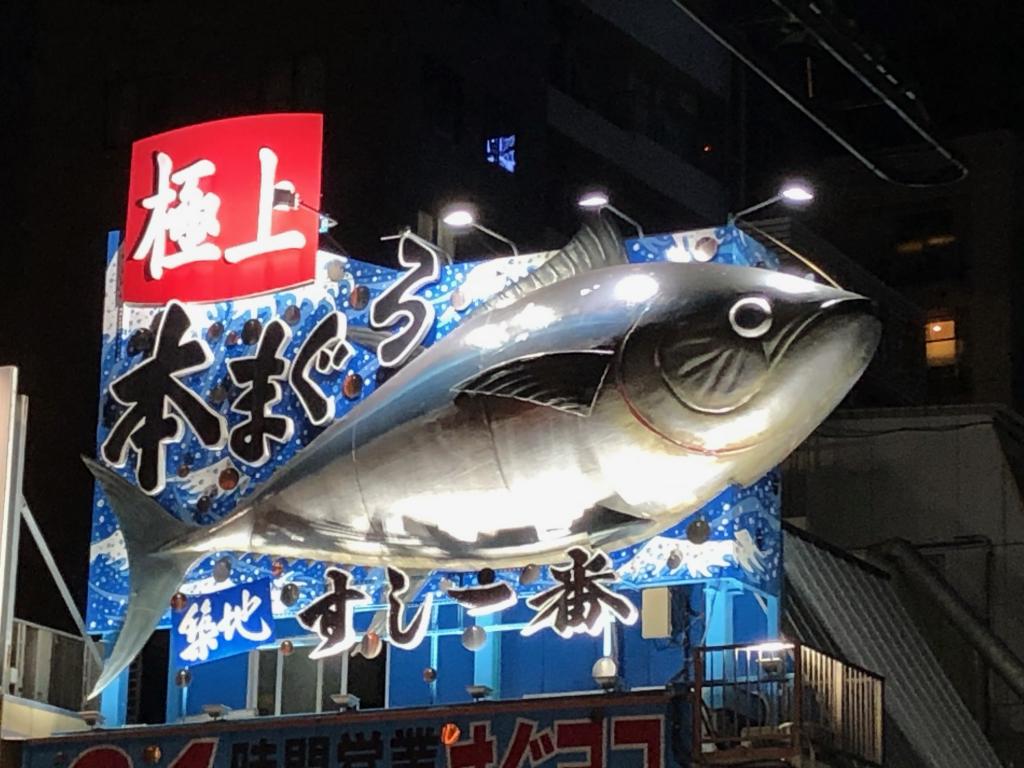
top-left (86, 218), bottom-right (880, 694)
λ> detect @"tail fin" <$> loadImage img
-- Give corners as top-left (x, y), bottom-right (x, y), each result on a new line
top-left (84, 457), bottom-right (197, 699)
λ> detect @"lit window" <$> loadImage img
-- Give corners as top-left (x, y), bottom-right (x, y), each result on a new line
top-left (485, 134), bottom-right (516, 173)
top-left (896, 234), bottom-right (957, 255)
top-left (925, 318), bottom-right (958, 367)
top-left (895, 239), bottom-right (925, 254)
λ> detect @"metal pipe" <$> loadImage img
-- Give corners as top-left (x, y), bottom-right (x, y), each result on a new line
top-left (916, 534), bottom-right (995, 731)
top-left (471, 222), bottom-right (519, 258)
top-left (731, 194), bottom-right (783, 222)
top-left (875, 537), bottom-right (1024, 702)
top-left (19, 498), bottom-right (104, 669)
top-left (602, 205), bottom-right (644, 238)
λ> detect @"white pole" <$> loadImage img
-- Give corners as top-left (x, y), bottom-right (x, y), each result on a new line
top-left (0, 368), bottom-right (27, 693)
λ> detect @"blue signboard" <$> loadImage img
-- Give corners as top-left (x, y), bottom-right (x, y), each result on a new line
top-left (21, 692), bottom-right (679, 768)
top-left (171, 579), bottom-right (274, 666)
top-left (86, 224), bottom-right (782, 639)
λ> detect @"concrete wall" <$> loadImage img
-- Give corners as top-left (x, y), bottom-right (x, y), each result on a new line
top-left (784, 405), bottom-right (1024, 758)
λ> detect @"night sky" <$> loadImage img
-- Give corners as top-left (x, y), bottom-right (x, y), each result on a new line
top-left (0, 0), bottom-right (1019, 634)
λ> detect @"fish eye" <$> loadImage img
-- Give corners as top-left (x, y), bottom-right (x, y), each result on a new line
top-left (729, 296), bottom-right (772, 339)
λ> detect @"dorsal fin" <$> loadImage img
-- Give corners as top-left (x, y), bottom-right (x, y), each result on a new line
top-left (481, 215), bottom-right (627, 311)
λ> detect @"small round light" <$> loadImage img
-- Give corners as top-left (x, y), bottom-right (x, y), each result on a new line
top-left (686, 518), bottom-right (711, 545)
top-left (280, 583), bottom-right (300, 606)
top-left (206, 322), bottom-right (224, 342)
top-left (462, 625), bottom-right (487, 651)
top-left (441, 204), bottom-right (476, 228)
top-left (519, 564), bottom-right (541, 585)
top-left (350, 285), bottom-right (370, 311)
top-left (577, 190), bottom-right (610, 209)
top-left (242, 318), bottom-right (263, 345)
top-left (327, 260), bottom-right (346, 282)
top-left (423, 666), bottom-right (437, 683)
top-left (931, 323), bottom-right (943, 333)
top-left (218, 468), bottom-right (239, 491)
top-left (360, 631), bottom-right (383, 659)
top-left (592, 656), bottom-right (618, 679)
top-left (170, 592), bottom-right (188, 612)
top-left (175, 668), bottom-right (192, 688)
top-left (693, 235), bottom-right (719, 263)
top-left (343, 373), bottom-right (364, 400)
top-left (780, 181), bottom-right (814, 203)
top-left (213, 557), bottom-right (232, 583)
top-left (279, 640), bottom-right (294, 656)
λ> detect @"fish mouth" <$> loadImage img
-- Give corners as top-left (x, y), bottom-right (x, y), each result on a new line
top-left (766, 295), bottom-right (878, 366)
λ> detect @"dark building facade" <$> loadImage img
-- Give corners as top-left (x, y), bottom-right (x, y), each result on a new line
top-left (807, 131), bottom-right (1022, 408)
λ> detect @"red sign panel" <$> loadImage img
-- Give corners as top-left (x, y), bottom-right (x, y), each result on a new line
top-left (122, 113), bottom-right (323, 304)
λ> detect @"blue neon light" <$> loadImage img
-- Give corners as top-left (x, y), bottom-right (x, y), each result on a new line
top-left (485, 134), bottom-right (516, 173)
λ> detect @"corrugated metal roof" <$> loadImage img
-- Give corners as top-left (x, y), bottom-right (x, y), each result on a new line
top-left (784, 526), bottom-right (1001, 768)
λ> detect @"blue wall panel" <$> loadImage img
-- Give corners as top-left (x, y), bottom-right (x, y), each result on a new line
top-left (388, 640), bottom-right (432, 708)
top-left (184, 653), bottom-right (249, 716)
top-left (436, 635), bottom-right (474, 703)
top-left (732, 590), bottom-right (769, 645)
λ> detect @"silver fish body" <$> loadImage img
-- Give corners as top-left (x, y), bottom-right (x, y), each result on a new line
top-left (169, 261), bottom-right (878, 569)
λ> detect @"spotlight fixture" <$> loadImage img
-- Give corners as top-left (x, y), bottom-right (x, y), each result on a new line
top-left (201, 703), bottom-right (232, 720)
top-left (575, 189), bottom-right (644, 236)
top-left (466, 684), bottom-right (493, 702)
top-left (330, 692), bottom-right (361, 712)
top-left (271, 188), bottom-right (338, 232)
top-left (730, 179), bottom-right (815, 221)
top-left (78, 710), bottom-right (105, 728)
top-left (438, 202), bottom-right (519, 257)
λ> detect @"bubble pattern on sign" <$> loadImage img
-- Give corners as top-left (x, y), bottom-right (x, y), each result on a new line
top-left (87, 228), bottom-right (781, 631)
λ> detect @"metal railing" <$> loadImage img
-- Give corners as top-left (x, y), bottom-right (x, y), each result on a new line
top-left (694, 641), bottom-right (883, 765)
top-left (8, 619), bottom-right (100, 712)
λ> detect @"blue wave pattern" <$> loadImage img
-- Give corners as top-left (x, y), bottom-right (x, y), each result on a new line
top-left (87, 225), bottom-right (781, 632)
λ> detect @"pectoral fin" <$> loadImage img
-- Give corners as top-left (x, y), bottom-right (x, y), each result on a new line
top-left (453, 350), bottom-right (613, 416)
top-left (597, 494), bottom-right (657, 520)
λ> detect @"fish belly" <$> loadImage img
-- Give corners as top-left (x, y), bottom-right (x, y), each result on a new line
top-left (355, 397), bottom-right (609, 553)
top-left (252, 395), bottom-right (615, 568)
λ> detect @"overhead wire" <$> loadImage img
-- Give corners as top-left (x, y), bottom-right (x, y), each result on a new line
top-left (669, 0), bottom-right (969, 187)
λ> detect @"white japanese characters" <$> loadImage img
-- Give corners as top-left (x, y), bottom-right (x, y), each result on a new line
top-left (176, 588), bottom-right (273, 663)
top-left (224, 147), bottom-right (306, 263)
top-left (131, 147), bottom-right (305, 280)
top-left (132, 154), bottom-right (222, 280)
top-left (369, 230), bottom-right (442, 368)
